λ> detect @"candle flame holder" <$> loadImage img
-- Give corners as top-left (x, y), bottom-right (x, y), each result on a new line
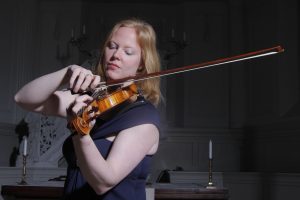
top-left (206, 158), bottom-right (216, 189)
top-left (17, 155), bottom-right (28, 185)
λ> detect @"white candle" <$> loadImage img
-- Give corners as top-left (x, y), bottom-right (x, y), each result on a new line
top-left (23, 136), bottom-right (27, 156)
top-left (209, 140), bottom-right (212, 159)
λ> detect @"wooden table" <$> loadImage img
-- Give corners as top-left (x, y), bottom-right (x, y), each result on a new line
top-left (1, 185), bottom-right (63, 200)
top-left (155, 187), bottom-right (229, 200)
top-left (1, 184), bottom-right (229, 200)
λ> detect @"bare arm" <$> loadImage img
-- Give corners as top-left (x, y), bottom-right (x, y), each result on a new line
top-left (14, 66), bottom-right (72, 116)
top-left (14, 65), bottom-right (100, 117)
top-left (72, 124), bottom-right (159, 195)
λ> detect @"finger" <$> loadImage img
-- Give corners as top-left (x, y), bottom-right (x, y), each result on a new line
top-left (66, 102), bottom-right (85, 119)
top-left (69, 65), bottom-right (81, 88)
top-left (70, 95), bottom-right (93, 114)
top-left (71, 102), bottom-right (88, 116)
top-left (90, 75), bottom-right (101, 89)
top-left (80, 74), bottom-right (94, 91)
top-left (73, 72), bottom-right (87, 93)
top-left (75, 94), bottom-right (94, 103)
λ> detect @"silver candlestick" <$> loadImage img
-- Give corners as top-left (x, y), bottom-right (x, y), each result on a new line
top-left (18, 155), bottom-right (28, 185)
top-left (206, 158), bottom-right (216, 189)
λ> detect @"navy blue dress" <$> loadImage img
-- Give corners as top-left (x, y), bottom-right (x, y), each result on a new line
top-left (62, 97), bottom-right (160, 200)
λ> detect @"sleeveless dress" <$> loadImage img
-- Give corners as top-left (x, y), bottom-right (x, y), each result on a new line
top-left (62, 96), bottom-right (160, 200)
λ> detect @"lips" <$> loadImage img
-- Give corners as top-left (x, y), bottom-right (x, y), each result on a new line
top-left (107, 62), bottom-right (120, 69)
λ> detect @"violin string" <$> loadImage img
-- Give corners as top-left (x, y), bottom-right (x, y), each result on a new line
top-left (91, 87), bottom-right (106, 100)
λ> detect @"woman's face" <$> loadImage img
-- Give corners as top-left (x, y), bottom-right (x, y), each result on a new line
top-left (104, 27), bottom-right (142, 80)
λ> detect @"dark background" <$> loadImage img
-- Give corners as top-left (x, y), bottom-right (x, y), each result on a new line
top-left (0, 0), bottom-right (299, 199)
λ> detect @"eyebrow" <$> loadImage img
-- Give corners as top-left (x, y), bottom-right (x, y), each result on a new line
top-left (109, 40), bottom-right (139, 50)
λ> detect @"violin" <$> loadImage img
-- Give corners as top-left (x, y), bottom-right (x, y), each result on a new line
top-left (69, 83), bottom-right (138, 135)
top-left (69, 45), bottom-right (284, 135)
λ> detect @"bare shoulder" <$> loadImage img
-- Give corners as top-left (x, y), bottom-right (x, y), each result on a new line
top-left (127, 123), bottom-right (159, 139)
top-left (116, 123), bottom-right (159, 141)
top-left (111, 124), bottom-right (159, 156)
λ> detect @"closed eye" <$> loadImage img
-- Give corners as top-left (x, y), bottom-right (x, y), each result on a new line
top-left (125, 50), bottom-right (133, 55)
top-left (108, 42), bottom-right (118, 49)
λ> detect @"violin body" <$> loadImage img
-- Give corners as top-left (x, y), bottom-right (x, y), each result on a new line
top-left (70, 83), bottom-right (138, 135)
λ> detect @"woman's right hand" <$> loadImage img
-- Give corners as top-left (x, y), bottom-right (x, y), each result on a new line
top-left (67, 65), bottom-right (101, 93)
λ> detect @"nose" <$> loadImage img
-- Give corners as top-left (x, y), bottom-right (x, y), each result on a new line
top-left (112, 49), bottom-right (121, 60)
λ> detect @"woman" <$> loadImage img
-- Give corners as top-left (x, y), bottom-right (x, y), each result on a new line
top-left (14, 18), bottom-right (161, 200)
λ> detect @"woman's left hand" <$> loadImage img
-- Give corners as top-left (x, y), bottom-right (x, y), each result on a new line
top-left (67, 94), bottom-right (96, 132)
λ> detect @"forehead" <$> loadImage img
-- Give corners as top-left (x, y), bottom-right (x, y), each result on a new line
top-left (111, 27), bottom-right (140, 48)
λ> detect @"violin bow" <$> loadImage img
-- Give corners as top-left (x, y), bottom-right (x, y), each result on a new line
top-left (99, 45), bottom-right (284, 88)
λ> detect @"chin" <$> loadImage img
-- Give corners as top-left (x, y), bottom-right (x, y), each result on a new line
top-left (106, 72), bottom-right (123, 81)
